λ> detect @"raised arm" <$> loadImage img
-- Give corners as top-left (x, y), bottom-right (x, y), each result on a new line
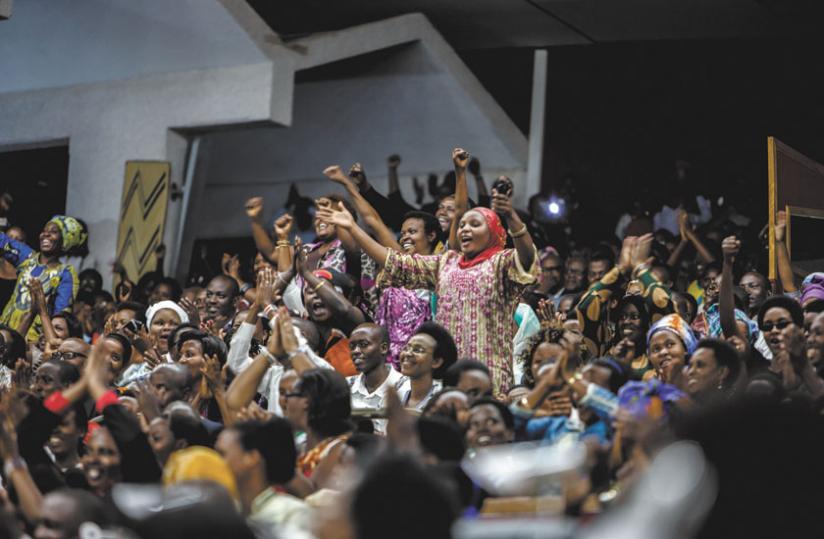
top-left (0, 401), bottom-right (43, 526)
top-left (679, 210), bottom-right (715, 264)
top-left (316, 204), bottom-right (389, 268)
top-left (0, 233), bottom-right (33, 268)
top-left (719, 236), bottom-right (744, 340)
top-left (666, 237), bottom-right (690, 268)
top-left (449, 148), bottom-right (471, 251)
top-left (387, 154), bottom-right (402, 196)
top-left (273, 214), bottom-right (295, 273)
top-left (297, 241), bottom-right (365, 326)
top-left (245, 197), bottom-right (278, 264)
top-left (30, 278), bottom-right (59, 343)
top-left (491, 181), bottom-right (535, 270)
top-left (774, 210), bottom-right (797, 293)
top-left (468, 157), bottom-right (489, 207)
top-left (323, 165), bottom-right (401, 251)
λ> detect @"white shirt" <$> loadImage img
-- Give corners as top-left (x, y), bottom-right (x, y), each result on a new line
top-left (228, 321), bottom-right (332, 416)
top-left (347, 366), bottom-right (407, 434)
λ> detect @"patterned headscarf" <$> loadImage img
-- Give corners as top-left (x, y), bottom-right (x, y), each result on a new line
top-left (617, 379), bottom-right (687, 420)
top-left (47, 215), bottom-right (87, 252)
top-left (538, 246), bottom-right (559, 263)
top-left (800, 273), bottom-right (824, 306)
top-left (457, 207), bottom-right (507, 269)
top-left (647, 313), bottom-right (699, 356)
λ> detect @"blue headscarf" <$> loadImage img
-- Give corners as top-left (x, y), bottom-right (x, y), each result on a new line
top-left (617, 379), bottom-right (687, 420)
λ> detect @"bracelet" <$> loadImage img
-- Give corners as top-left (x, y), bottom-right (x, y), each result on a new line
top-left (259, 347), bottom-right (278, 365)
top-left (313, 280), bottom-right (327, 292)
top-left (276, 240), bottom-right (291, 248)
top-left (239, 283), bottom-right (252, 294)
top-left (509, 225), bottom-right (528, 238)
top-left (4, 456), bottom-right (26, 477)
top-left (288, 346), bottom-right (310, 360)
top-left (632, 262), bottom-right (651, 280)
top-left (263, 304), bottom-right (277, 318)
top-left (566, 372), bottom-right (583, 386)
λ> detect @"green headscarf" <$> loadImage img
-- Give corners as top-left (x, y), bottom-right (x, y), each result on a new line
top-left (48, 215), bottom-right (87, 252)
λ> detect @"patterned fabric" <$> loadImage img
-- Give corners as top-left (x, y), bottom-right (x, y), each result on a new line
top-left (576, 266), bottom-right (673, 356)
top-left (298, 434), bottom-right (349, 477)
top-left (648, 313), bottom-right (699, 355)
top-left (800, 272), bottom-right (824, 305)
top-left (377, 247), bottom-right (538, 395)
top-left (359, 252), bottom-right (380, 320)
top-left (48, 215), bottom-right (87, 252)
top-left (617, 379), bottom-right (687, 420)
top-left (705, 303), bottom-right (758, 342)
top-left (0, 365), bottom-right (12, 392)
top-left (306, 239), bottom-right (347, 273)
top-left (0, 234), bottom-right (77, 340)
top-left (295, 239), bottom-right (347, 291)
top-left (374, 287), bottom-right (432, 369)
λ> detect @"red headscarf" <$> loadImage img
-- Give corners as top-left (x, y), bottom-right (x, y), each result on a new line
top-left (458, 207), bottom-right (507, 269)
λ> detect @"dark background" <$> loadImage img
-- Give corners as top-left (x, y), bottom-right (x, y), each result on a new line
top-left (3, 37), bottom-right (824, 254)
top-left (460, 37), bottom-right (824, 234)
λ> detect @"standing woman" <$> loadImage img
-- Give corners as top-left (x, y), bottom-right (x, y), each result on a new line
top-left (0, 215), bottom-right (87, 339)
top-left (317, 152), bottom-right (537, 395)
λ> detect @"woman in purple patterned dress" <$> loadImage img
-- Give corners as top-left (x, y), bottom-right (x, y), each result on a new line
top-left (374, 211), bottom-right (441, 369)
top-left (321, 164), bottom-right (439, 369)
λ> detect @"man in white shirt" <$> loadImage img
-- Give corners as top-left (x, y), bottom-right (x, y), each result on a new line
top-left (347, 324), bottom-right (406, 433)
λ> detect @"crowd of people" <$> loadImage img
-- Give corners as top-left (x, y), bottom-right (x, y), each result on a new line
top-left (0, 148), bottom-right (821, 538)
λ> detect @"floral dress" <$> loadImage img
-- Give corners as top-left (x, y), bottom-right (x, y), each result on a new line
top-left (377, 248), bottom-right (538, 395)
top-left (375, 287), bottom-right (432, 370)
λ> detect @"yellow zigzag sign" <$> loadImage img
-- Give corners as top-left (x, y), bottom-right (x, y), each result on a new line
top-left (116, 161), bottom-right (170, 282)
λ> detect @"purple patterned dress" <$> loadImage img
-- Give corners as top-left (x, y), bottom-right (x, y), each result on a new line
top-left (375, 287), bottom-right (432, 370)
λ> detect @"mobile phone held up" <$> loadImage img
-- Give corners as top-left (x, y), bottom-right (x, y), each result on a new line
top-left (491, 176), bottom-right (513, 198)
top-left (124, 319), bottom-right (144, 334)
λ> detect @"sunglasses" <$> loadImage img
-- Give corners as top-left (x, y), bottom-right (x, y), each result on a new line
top-left (761, 320), bottom-right (792, 332)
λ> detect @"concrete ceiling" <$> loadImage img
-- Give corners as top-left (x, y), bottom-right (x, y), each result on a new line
top-left (247, 0), bottom-right (821, 49)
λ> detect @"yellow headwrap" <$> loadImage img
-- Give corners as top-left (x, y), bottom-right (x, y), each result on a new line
top-left (48, 215), bottom-right (87, 252)
top-left (163, 446), bottom-right (238, 500)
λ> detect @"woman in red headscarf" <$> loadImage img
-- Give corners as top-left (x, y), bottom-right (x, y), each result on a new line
top-left (316, 149), bottom-right (537, 395)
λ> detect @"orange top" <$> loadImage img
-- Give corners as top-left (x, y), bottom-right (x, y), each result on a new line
top-left (323, 332), bottom-right (357, 377)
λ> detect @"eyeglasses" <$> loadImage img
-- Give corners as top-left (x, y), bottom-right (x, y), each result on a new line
top-left (402, 344), bottom-right (431, 355)
top-left (51, 351), bottom-right (88, 361)
top-left (761, 320), bottom-right (792, 332)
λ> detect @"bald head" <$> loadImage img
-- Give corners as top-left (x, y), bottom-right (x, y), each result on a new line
top-left (151, 364), bottom-right (193, 408)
